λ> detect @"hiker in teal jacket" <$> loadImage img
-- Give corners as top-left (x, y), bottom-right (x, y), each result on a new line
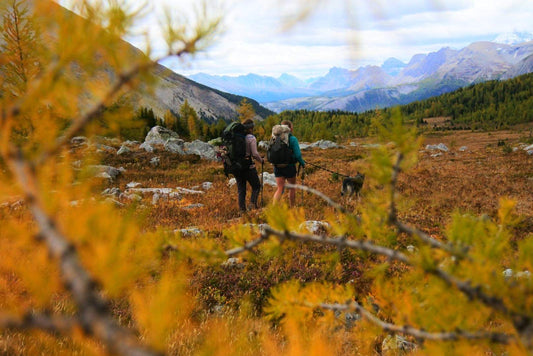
top-left (273, 120), bottom-right (305, 207)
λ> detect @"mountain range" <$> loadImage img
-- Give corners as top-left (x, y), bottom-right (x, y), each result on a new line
top-left (188, 34), bottom-right (533, 113)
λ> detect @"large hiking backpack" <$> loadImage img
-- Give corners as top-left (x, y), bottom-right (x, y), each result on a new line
top-left (220, 122), bottom-right (251, 176)
top-left (267, 124), bottom-right (295, 166)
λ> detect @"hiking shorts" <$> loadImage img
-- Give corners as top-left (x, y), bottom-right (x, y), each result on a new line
top-left (274, 164), bottom-right (297, 178)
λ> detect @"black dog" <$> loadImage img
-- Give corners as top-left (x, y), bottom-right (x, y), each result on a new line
top-left (341, 173), bottom-right (365, 197)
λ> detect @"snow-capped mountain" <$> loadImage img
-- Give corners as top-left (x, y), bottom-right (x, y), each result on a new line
top-left (188, 38), bottom-right (533, 113)
top-left (493, 31), bottom-right (533, 45)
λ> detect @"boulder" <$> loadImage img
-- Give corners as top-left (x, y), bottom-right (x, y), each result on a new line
top-left (261, 172), bottom-right (277, 187)
top-left (310, 140), bottom-right (342, 149)
top-left (165, 138), bottom-right (186, 154)
top-left (425, 143), bottom-right (449, 152)
top-left (139, 142), bottom-right (154, 152)
top-left (184, 140), bottom-right (217, 161)
top-left (87, 165), bottom-right (122, 180)
top-left (144, 125), bottom-right (180, 145)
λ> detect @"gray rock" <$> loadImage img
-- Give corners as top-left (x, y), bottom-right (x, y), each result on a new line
top-left (175, 227), bottom-right (203, 237)
top-left (182, 203), bottom-right (204, 209)
top-left (95, 143), bottom-right (116, 153)
top-left (164, 138), bottom-right (186, 154)
top-left (459, 146), bottom-right (468, 152)
top-left (176, 187), bottom-right (205, 195)
top-left (126, 182), bottom-right (141, 188)
top-left (382, 335), bottom-right (417, 354)
top-left (261, 172), bottom-right (277, 187)
top-left (87, 165), bottom-right (122, 180)
top-left (310, 140), bottom-right (342, 149)
top-left (426, 143), bottom-right (449, 152)
top-left (184, 140), bottom-right (217, 161)
top-left (117, 145), bottom-right (131, 155)
top-left (144, 125), bottom-right (180, 145)
top-left (102, 187), bottom-right (122, 197)
top-left (150, 156), bottom-right (160, 167)
top-left (201, 182), bottom-right (213, 190)
top-left (258, 140), bottom-right (269, 150)
top-left (300, 220), bottom-right (330, 235)
top-left (139, 142), bottom-right (154, 152)
top-left (228, 178), bottom-right (237, 187)
top-left (71, 136), bottom-right (88, 146)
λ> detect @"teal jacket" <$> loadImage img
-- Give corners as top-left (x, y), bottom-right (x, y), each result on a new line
top-left (289, 134), bottom-right (305, 167)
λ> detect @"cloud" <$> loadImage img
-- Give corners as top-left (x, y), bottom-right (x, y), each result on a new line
top-left (60, 0), bottom-right (533, 79)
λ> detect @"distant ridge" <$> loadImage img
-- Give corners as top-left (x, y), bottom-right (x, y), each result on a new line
top-left (188, 37), bottom-right (533, 113)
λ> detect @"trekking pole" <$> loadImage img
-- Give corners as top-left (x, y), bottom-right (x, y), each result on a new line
top-left (260, 159), bottom-right (264, 207)
top-left (300, 164), bottom-right (304, 206)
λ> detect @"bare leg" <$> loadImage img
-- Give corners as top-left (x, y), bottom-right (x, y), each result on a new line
top-left (273, 177), bottom-right (286, 204)
top-left (287, 176), bottom-right (297, 207)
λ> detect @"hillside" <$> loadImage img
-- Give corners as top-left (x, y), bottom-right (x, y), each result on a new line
top-left (3, 0), bottom-right (273, 123)
top-left (261, 72), bottom-right (533, 142)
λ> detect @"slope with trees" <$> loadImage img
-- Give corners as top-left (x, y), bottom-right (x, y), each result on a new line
top-left (1, 1), bottom-right (533, 355)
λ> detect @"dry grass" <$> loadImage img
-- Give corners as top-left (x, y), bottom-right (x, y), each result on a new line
top-left (97, 127), bottom-right (533, 239)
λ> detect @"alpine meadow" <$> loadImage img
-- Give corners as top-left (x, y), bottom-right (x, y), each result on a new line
top-left (2, 1), bottom-right (533, 356)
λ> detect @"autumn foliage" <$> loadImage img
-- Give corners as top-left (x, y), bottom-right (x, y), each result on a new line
top-left (1, 1), bottom-right (533, 355)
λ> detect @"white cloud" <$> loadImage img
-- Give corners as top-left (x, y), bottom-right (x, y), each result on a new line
top-left (59, 0), bottom-right (533, 79)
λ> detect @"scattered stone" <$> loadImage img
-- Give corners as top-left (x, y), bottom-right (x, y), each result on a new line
top-left (176, 187), bottom-right (205, 195)
top-left (430, 153), bottom-right (443, 158)
top-left (362, 143), bottom-right (381, 149)
top-left (71, 136), bottom-right (88, 146)
top-left (258, 140), bottom-right (269, 150)
top-left (459, 146), bottom-right (468, 152)
top-left (175, 227), bottom-right (204, 237)
top-left (382, 335), bottom-right (417, 354)
top-left (406, 245), bottom-right (418, 253)
top-left (182, 203), bottom-right (204, 209)
top-left (228, 178), bottom-right (236, 187)
top-left (117, 145), bottom-right (131, 155)
top-left (126, 182), bottom-right (142, 188)
top-left (139, 142), bottom-right (154, 152)
top-left (261, 172), bottom-right (277, 187)
top-left (300, 220), bottom-right (330, 235)
top-left (102, 187), bottom-right (121, 197)
top-left (150, 157), bottom-right (160, 167)
top-left (105, 198), bottom-right (125, 207)
top-left (425, 143), bottom-right (449, 152)
top-left (121, 193), bottom-right (142, 202)
top-left (87, 165), bottom-right (122, 180)
top-left (222, 257), bottom-right (245, 268)
top-left (201, 182), bottom-right (213, 190)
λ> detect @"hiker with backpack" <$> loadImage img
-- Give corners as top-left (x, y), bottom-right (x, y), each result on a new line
top-left (234, 119), bottom-right (263, 212)
top-left (268, 120), bottom-right (305, 207)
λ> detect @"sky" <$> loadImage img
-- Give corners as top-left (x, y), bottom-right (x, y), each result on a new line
top-left (60, 0), bottom-right (533, 79)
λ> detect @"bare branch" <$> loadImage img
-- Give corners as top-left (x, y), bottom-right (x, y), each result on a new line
top-left (0, 313), bottom-right (76, 335)
top-left (320, 301), bottom-right (513, 344)
top-left (228, 224), bottom-right (513, 320)
top-left (225, 234), bottom-right (270, 257)
top-left (7, 152), bottom-right (161, 356)
top-left (285, 183), bottom-right (350, 215)
top-left (387, 152), bottom-right (466, 254)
